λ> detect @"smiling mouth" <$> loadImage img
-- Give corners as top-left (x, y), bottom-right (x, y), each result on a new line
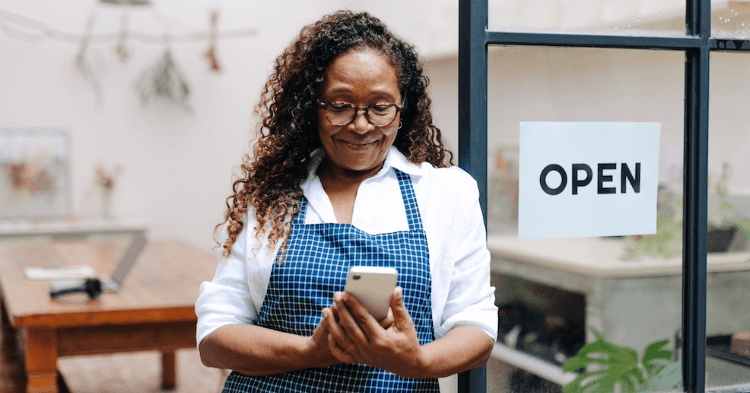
top-left (342, 139), bottom-right (379, 146)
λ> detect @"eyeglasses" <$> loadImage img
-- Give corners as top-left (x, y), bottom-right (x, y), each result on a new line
top-left (317, 100), bottom-right (402, 127)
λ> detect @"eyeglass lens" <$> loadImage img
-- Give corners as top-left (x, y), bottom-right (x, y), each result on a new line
top-left (325, 104), bottom-right (397, 126)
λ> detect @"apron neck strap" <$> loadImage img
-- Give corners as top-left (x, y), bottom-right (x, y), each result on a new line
top-left (394, 168), bottom-right (424, 232)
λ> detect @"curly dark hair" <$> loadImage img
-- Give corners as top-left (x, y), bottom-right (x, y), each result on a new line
top-left (217, 10), bottom-right (453, 257)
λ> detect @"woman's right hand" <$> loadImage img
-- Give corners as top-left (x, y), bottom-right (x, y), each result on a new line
top-left (305, 311), bottom-right (340, 367)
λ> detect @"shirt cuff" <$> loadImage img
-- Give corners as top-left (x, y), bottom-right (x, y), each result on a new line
top-left (195, 281), bottom-right (257, 346)
top-left (435, 305), bottom-right (498, 342)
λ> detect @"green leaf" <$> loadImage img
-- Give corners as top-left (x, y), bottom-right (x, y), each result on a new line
top-left (562, 331), bottom-right (643, 393)
top-left (737, 218), bottom-right (750, 239)
top-left (641, 339), bottom-right (674, 375)
top-left (716, 183), bottom-right (728, 198)
top-left (563, 331), bottom-right (678, 393)
top-left (638, 362), bottom-right (682, 392)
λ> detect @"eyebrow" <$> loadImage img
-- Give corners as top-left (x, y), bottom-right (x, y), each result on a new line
top-left (321, 87), bottom-right (400, 102)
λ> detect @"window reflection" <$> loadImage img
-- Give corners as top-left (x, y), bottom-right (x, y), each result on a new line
top-left (713, 1), bottom-right (750, 38)
top-left (706, 52), bottom-right (750, 390)
top-left (488, 0), bottom-right (686, 36)
top-left (481, 46), bottom-right (687, 392)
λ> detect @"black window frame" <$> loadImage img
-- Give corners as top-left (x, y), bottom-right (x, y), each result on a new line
top-left (456, 0), bottom-right (749, 392)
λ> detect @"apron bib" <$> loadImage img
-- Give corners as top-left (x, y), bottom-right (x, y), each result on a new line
top-left (222, 169), bottom-right (440, 392)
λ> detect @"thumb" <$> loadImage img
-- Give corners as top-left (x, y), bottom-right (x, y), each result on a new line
top-left (314, 309), bottom-right (330, 338)
top-left (390, 286), bottom-right (412, 328)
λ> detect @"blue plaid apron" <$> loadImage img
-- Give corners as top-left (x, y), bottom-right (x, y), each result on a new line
top-left (222, 169), bottom-right (440, 392)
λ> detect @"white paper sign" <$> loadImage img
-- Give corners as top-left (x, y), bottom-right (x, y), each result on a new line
top-left (518, 122), bottom-right (660, 239)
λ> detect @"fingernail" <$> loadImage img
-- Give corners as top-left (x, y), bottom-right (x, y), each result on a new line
top-left (334, 292), bottom-right (342, 301)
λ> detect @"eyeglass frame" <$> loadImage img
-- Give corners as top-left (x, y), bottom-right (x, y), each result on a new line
top-left (317, 100), bottom-right (403, 127)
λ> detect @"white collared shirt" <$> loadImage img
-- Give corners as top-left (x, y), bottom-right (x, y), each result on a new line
top-left (195, 147), bottom-right (498, 345)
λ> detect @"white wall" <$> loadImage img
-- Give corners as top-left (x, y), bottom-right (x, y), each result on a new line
top-left (0, 0), bottom-right (452, 250)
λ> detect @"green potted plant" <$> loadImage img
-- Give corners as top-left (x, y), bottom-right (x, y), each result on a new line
top-left (562, 330), bottom-right (681, 393)
top-left (624, 185), bottom-right (682, 259)
top-left (707, 180), bottom-right (750, 252)
top-left (625, 177), bottom-right (750, 258)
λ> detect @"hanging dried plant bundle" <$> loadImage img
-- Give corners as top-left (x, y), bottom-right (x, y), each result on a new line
top-left (204, 47), bottom-right (220, 72)
top-left (115, 13), bottom-right (130, 62)
top-left (204, 10), bottom-right (221, 72)
top-left (74, 12), bottom-right (103, 102)
top-left (134, 50), bottom-right (191, 111)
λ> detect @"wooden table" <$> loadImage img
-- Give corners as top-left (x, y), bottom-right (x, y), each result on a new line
top-left (0, 239), bottom-right (216, 393)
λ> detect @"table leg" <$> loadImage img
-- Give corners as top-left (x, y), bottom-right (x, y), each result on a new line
top-left (161, 351), bottom-right (176, 389)
top-left (57, 370), bottom-right (71, 393)
top-left (1, 297), bottom-right (15, 351)
top-left (23, 328), bottom-right (58, 393)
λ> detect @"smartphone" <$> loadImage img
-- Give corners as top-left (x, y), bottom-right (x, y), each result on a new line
top-left (343, 266), bottom-right (398, 322)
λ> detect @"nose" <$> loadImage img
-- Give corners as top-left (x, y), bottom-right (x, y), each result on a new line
top-left (347, 108), bottom-right (374, 134)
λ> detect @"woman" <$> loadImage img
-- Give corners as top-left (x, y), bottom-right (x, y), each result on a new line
top-left (195, 10), bottom-right (497, 392)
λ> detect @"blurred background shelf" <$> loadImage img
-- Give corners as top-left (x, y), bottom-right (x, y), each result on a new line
top-left (0, 219), bottom-right (147, 240)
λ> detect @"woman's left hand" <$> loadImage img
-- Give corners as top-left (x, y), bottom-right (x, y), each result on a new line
top-left (323, 287), bottom-right (427, 378)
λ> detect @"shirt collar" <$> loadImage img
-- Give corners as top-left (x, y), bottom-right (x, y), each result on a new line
top-left (381, 146), bottom-right (425, 178)
top-left (303, 146), bottom-right (425, 185)
top-left (299, 146), bottom-right (426, 223)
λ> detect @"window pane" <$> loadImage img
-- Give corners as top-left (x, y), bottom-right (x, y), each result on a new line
top-left (484, 46), bottom-right (684, 392)
top-left (706, 52), bottom-right (750, 391)
top-left (712, 1), bottom-right (750, 38)
top-left (488, 0), bottom-right (686, 36)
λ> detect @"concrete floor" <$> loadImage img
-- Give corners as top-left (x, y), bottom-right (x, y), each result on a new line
top-left (57, 350), bottom-right (227, 393)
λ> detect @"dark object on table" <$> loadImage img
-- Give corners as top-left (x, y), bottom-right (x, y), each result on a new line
top-left (50, 278), bottom-right (102, 299)
top-left (707, 226), bottom-right (736, 252)
top-left (707, 334), bottom-right (750, 368)
top-left (730, 332), bottom-right (750, 357)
